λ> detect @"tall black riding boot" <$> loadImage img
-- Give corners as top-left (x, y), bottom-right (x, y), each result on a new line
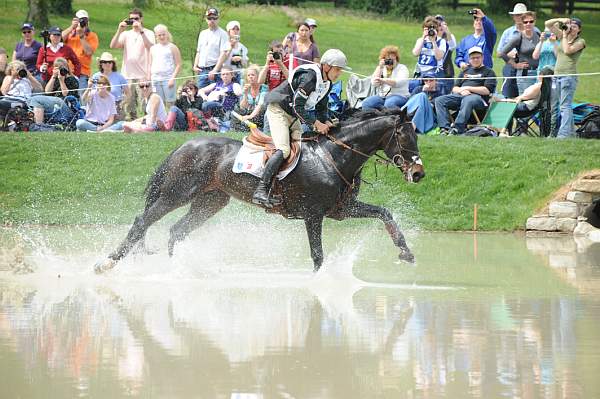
top-left (252, 150), bottom-right (285, 208)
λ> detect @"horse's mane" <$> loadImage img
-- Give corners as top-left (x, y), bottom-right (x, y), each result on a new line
top-left (329, 107), bottom-right (407, 135)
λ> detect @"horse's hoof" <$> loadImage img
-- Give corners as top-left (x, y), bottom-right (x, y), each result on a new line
top-left (398, 250), bottom-right (415, 264)
top-left (94, 258), bottom-right (117, 274)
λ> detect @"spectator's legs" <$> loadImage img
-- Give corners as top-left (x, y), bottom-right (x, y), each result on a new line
top-left (501, 64), bottom-right (518, 98)
top-left (556, 76), bottom-right (578, 138)
top-left (455, 94), bottom-right (486, 133)
top-left (202, 101), bottom-right (224, 116)
top-left (403, 92), bottom-right (434, 133)
top-left (361, 95), bottom-right (385, 111)
top-left (27, 95), bottom-right (68, 124)
top-left (124, 78), bottom-right (140, 120)
top-left (516, 70), bottom-right (537, 96)
top-left (383, 95), bottom-right (408, 109)
top-left (164, 106), bottom-right (187, 131)
top-left (76, 119), bottom-right (98, 131)
top-left (434, 94), bottom-right (462, 130)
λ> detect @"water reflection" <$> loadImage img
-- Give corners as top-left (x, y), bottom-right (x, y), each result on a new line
top-left (1, 229), bottom-right (600, 398)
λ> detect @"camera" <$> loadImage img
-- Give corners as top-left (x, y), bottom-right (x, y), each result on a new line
top-left (125, 18), bottom-right (134, 26)
top-left (514, 54), bottom-right (520, 64)
top-left (559, 22), bottom-right (569, 30)
top-left (384, 58), bottom-right (394, 66)
top-left (79, 18), bottom-right (88, 28)
top-left (232, 35), bottom-right (240, 41)
top-left (272, 51), bottom-right (281, 60)
top-left (59, 67), bottom-right (69, 76)
top-left (40, 29), bottom-right (50, 39)
top-left (468, 9), bottom-right (477, 15)
top-left (544, 30), bottom-right (552, 39)
top-left (18, 69), bottom-right (28, 78)
top-left (428, 25), bottom-right (436, 37)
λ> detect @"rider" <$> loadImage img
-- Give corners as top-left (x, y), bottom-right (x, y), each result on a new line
top-left (251, 48), bottom-right (350, 208)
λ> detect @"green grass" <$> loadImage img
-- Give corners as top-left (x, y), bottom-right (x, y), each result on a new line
top-left (2, 132), bottom-right (599, 230)
top-left (1, 1), bottom-right (599, 102)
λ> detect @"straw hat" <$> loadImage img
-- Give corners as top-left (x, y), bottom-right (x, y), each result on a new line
top-left (97, 52), bottom-right (117, 62)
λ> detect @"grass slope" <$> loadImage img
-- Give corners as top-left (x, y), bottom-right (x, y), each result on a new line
top-left (2, 132), bottom-right (599, 230)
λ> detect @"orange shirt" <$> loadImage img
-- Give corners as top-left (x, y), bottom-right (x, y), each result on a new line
top-left (64, 31), bottom-right (99, 76)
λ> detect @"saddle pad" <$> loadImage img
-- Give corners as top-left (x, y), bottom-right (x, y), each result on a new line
top-left (232, 137), bottom-right (302, 180)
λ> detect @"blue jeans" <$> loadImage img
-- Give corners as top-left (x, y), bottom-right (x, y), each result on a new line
top-left (501, 64), bottom-right (519, 98)
top-left (28, 95), bottom-right (72, 120)
top-left (196, 66), bottom-right (221, 89)
top-left (76, 119), bottom-right (101, 131)
top-left (555, 76), bottom-right (578, 138)
top-left (170, 106), bottom-right (188, 131)
top-left (516, 70), bottom-right (537, 96)
top-left (361, 94), bottom-right (408, 110)
top-left (434, 93), bottom-right (486, 134)
top-left (403, 92), bottom-right (435, 134)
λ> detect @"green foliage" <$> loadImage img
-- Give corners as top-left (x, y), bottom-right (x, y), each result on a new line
top-left (49, 0), bottom-right (72, 16)
top-left (344, 0), bottom-right (427, 19)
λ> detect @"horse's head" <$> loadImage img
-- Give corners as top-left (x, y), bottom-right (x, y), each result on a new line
top-left (381, 113), bottom-right (425, 183)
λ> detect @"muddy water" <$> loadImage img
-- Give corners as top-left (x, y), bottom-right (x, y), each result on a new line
top-left (1, 223), bottom-right (600, 398)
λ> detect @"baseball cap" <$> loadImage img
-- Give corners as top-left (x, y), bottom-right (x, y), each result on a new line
top-left (48, 26), bottom-right (62, 35)
top-left (304, 18), bottom-right (318, 27)
top-left (205, 7), bottom-right (219, 17)
top-left (509, 3), bottom-right (528, 15)
top-left (421, 72), bottom-right (436, 79)
top-left (571, 17), bottom-right (582, 27)
top-left (75, 9), bottom-right (89, 19)
top-left (226, 20), bottom-right (240, 31)
top-left (468, 46), bottom-right (483, 55)
top-left (21, 22), bottom-right (34, 30)
top-left (321, 49), bottom-right (351, 70)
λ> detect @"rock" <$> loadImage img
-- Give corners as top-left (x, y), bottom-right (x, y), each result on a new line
top-left (572, 179), bottom-right (600, 193)
top-left (549, 202), bottom-right (579, 218)
top-left (526, 216), bottom-right (557, 231)
top-left (574, 221), bottom-right (597, 236)
top-left (589, 229), bottom-right (600, 243)
top-left (557, 218), bottom-right (577, 232)
top-left (526, 236), bottom-right (576, 252)
top-left (566, 191), bottom-right (593, 203)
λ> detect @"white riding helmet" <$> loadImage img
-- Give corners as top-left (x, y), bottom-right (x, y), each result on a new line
top-left (320, 49), bottom-right (351, 71)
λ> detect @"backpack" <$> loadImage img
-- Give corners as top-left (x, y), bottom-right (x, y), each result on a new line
top-left (576, 110), bottom-right (600, 139)
top-left (186, 108), bottom-right (219, 132)
top-left (464, 125), bottom-right (498, 137)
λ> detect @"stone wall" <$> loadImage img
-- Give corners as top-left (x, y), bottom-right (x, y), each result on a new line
top-left (526, 172), bottom-right (600, 243)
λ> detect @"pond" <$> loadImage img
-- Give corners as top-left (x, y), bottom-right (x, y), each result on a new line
top-left (1, 222), bottom-right (599, 398)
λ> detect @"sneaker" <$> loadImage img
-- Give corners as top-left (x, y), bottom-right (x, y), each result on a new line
top-left (449, 127), bottom-right (460, 136)
top-left (439, 128), bottom-right (450, 136)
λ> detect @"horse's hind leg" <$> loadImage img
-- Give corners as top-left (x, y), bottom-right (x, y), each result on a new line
top-left (336, 200), bottom-right (414, 263)
top-left (168, 190), bottom-right (230, 256)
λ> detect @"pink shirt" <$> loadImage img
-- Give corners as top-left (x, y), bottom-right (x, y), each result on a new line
top-left (118, 28), bottom-right (155, 80)
top-left (85, 91), bottom-right (117, 124)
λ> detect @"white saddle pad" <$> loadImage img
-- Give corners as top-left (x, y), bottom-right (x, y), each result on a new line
top-left (232, 137), bottom-right (301, 180)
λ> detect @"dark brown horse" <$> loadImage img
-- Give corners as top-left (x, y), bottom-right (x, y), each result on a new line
top-left (94, 108), bottom-right (425, 273)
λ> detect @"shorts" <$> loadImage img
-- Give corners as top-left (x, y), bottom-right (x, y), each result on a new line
top-left (151, 76), bottom-right (177, 103)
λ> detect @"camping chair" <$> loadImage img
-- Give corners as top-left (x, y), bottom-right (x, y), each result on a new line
top-left (0, 96), bottom-right (34, 131)
top-left (346, 74), bottom-right (376, 109)
top-left (477, 99), bottom-right (518, 136)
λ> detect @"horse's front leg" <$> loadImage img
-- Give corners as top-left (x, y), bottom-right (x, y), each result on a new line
top-left (304, 214), bottom-right (324, 272)
top-left (338, 200), bottom-right (414, 263)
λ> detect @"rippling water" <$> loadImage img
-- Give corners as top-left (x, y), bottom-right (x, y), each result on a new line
top-left (1, 222), bottom-right (599, 398)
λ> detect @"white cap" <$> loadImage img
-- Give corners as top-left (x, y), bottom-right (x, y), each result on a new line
top-left (508, 3), bottom-right (528, 15)
top-left (226, 20), bottom-right (240, 31)
top-left (75, 9), bottom-right (89, 19)
top-left (468, 46), bottom-right (483, 55)
top-left (304, 18), bottom-right (317, 27)
top-left (321, 49), bottom-right (351, 70)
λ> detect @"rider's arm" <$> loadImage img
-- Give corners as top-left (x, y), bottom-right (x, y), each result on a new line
top-left (290, 69), bottom-right (318, 126)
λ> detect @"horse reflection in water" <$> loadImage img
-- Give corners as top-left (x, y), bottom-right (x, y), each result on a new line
top-left (95, 108), bottom-right (424, 273)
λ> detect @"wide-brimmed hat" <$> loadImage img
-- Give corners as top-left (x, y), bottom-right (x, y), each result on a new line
top-left (509, 3), bottom-right (528, 15)
top-left (97, 52), bottom-right (117, 62)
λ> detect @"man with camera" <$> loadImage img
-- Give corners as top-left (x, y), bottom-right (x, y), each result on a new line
top-left (435, 46), bottom-right (497, 136)
top-left (193, 7), bottom-right (229, 89)
top-left (545, 17), bottom-right (586, 138)
top-left (109, 7), bottom-right (155, 120)
top-left (62, 10), bottom-right (99, 91)
top-left (455, 8), bottom-right (497, 71)
top-left (36, 26), bottom-right (81, 83)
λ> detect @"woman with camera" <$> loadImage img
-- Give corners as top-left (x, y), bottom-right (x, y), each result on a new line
top-left (76, 75), bottom-right (118, 131)
top-left (122, 81), bottom-right (167, 132)
top-left (148, 24), bottom-right (181, 109)
top-left (162, 80), bottom-right (204, 131)
top-left (12, 23), bottom-right (42, 78)
top-left (0, 60), bottom-right (43, 97)
top-left (412, 16), bottom-right (448, 81)
top-left (545, 17), bottom-right (585, 138)
top-left (499, 11), bottom-right (540, 95)
top-left (92, 52), bottom-right (129, 120)
top-left (61, 10), bottom-right (99, 90)
top-left (35, 27), bottom-right (81, 83)
top-left (211, 21), bottom-right (248, 83)
top-left (361, 45), bottom-right (410, 111)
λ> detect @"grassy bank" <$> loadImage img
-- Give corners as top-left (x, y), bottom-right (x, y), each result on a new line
top-left (2, 132), bottom-right (599, 230)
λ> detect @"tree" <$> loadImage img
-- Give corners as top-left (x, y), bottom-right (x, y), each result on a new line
top-left (27, 0), bottom-right (49, 28)
top-left (49, 0), bottom-right (73, 15)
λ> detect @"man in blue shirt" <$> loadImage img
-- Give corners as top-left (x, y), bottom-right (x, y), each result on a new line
top-left (455, 8), bottom-right (497, 71)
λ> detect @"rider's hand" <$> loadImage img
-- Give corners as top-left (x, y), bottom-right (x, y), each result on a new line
top-left (314, 120), bottom-right (330, 134)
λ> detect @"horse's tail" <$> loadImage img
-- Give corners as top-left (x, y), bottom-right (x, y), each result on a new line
top-left (143, 149), bottom-right (177, 211)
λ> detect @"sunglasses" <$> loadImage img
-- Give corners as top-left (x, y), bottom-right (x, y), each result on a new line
top-left (22, 30), bottom-right (33, 34)
top-left (129, 16), bottom-right (140, 20)
top-left (139, 84), bottom-right (150, 89)
top-left (523, 20), bottom-right (535, 24)
top-left (207, 17), bottom-right (218, 21)
top-left (99, 60), bottom-right (114, 64)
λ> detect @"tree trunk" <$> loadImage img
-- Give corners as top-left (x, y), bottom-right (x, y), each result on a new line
top-left (27, 0), bottom-right (49, 28)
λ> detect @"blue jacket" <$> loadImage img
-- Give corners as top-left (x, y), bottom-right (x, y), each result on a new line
top-left (455, 16), bottom-right (497, 69)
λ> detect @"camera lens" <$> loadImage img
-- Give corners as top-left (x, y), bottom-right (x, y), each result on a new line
top-left (59, 67), bottom-right (68, 76)
top-left (272, 52), bottom-right (281, 60)
top-left (125, 18), bottom-right (133, 25)
top-left (18, 69), bottom-right (28, 78)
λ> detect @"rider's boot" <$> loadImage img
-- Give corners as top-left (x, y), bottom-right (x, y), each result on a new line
top-left (252, 149), bottom-right (285, 208)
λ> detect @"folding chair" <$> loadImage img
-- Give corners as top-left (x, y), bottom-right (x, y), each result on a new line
top-left (478, 100), bottom-right (518, 136)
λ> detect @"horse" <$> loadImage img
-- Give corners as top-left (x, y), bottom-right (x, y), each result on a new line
top-left (94, 108), bottom-right (425, 273)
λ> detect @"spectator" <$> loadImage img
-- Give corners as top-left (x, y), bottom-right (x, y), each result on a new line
top-left (0, 48), bottom-right (7, 84)
top-left (258, 40), bottom-right (289, 91)
top-left (435, 46), bottom-right (497, 135)
top-left (28, 57), bottom-right (79, 124)
top-left (62, 10), bottom-right (99, 90)
top-left (109, 8), bottom-right (155, 119)
top-left (455, 8), bottom-right (497, 71)
top-left (234, 65), bottom-right (268, 130)
top-left (164, 80), bottom-right (203, 131)
top-left (403, 72), bottom-right (447, 134)
top-left (361, 45), bottom-right (410, 111)
top-left (533, 29), bottom-right (560, 134)
top-left (499, 11), bottom-right (540, 95)
top-left (148, 24), bottom-right (181, 109)
top-left (92, 52), bottom-right (129, 120)
top-left (193, 7), bottom-right (229, 89)
top-left (36, 27), bottom-right (81, 83)
top-left (12, 23), bottom-right (42, 77)
top-left (545, 17), bottom-right (586, 139)
top-left (122, 81), bottom-right (167, 132)
top-left (199, 67), bottom-right (242, 117)
top-left (435, 15), bottom-right (457, 95)
top-left (76, 75), bottom-right (118, 131)
top-left (1, 60), bottom-right (43, 97)
top-left (304, 18), bottom-right (318, 36)
top-left (284, 22), bottom-right (320, 66)
top-left (212, 21), bottom-right (248, 83)
top-left (497, 3), bottom-right (535, 98)
top-left (412, 16), bottom-right (447, 80)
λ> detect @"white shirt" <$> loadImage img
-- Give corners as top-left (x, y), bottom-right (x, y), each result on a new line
top-left (150, 43), bottom-right (176, 78)
top-left (372, 63), bottom-right (410, 97)
top-left (196, 27), bottom-right (229, 68)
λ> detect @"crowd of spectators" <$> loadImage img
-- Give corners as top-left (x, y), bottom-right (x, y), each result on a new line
top-left (0, 3), bottom-right (588, 138)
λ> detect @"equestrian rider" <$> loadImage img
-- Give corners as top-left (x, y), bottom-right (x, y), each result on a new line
top-left (252, 48), bottom-right (350, 207)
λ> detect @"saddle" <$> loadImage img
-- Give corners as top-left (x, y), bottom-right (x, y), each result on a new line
top-left (245, 127), bottom-right (301, 169)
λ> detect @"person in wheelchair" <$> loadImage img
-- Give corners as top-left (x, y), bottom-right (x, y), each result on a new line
top-left (1, 60), bottom-right (43, 97)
